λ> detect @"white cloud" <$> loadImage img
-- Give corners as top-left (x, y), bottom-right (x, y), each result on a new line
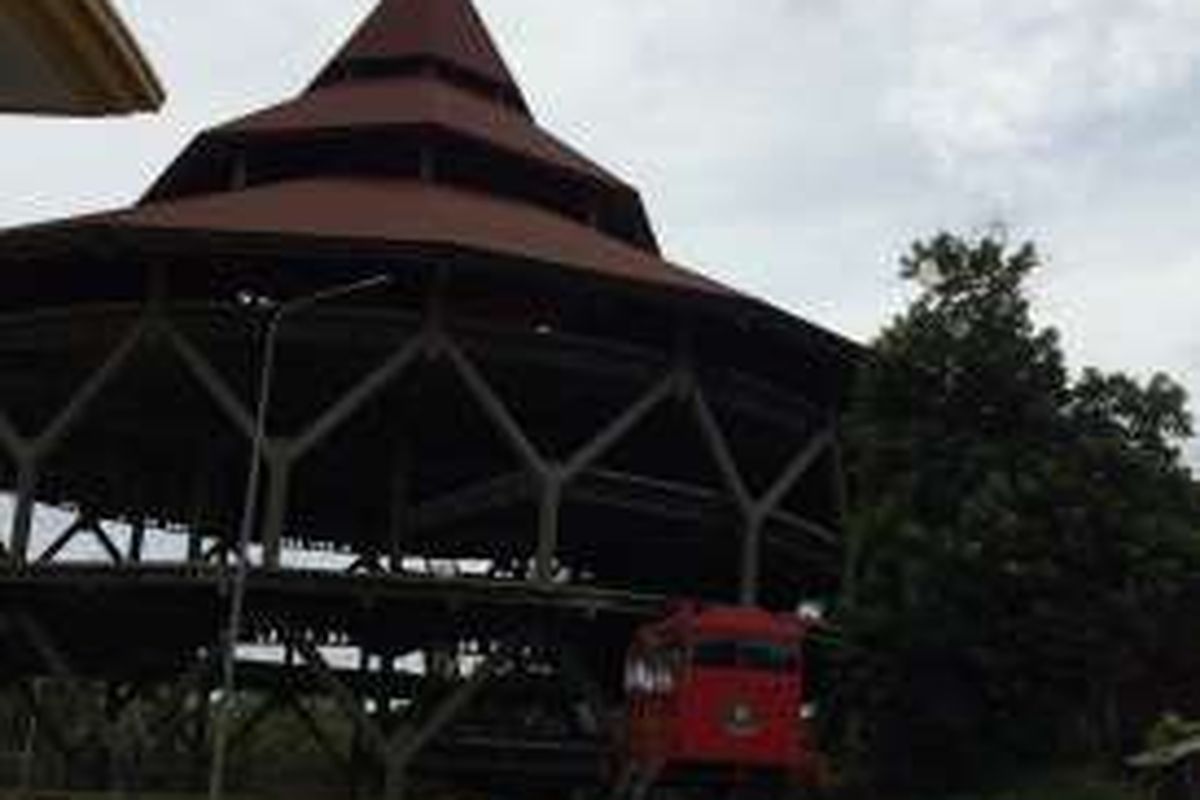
top-left (887, 0), bottom-right (1200, 173)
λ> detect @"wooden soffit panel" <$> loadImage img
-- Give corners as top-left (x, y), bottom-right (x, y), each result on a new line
top-left (0, 0), bottom-right (164, 116)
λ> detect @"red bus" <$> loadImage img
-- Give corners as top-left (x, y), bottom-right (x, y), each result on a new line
top-left (622, 604), bottom-right (824, 794)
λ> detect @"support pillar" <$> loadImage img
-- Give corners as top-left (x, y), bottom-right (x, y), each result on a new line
top-left (351, 647), bottom-right (372, 800)
top-left (122, 482), bottom-right (147, 566)
top-left (17, 679), bottom-right (73, 776)
top-left (535, 469), bottom-right (563, 584)
top-left (739, 514), bottom-right (764, 607)
top-left (103, 682), bottom-right (133, 794)
top-left (129, 516), bottom-right (146, 564)
top-left (187, 451), bottom-right (212, 564)
top-left (740, 425), bottom-right (835, 607)
top-left (188, 528), bottom-right (205, 564)
top-left (11, 458), bottom-right (38, 565)
top-left (388, 444), bottom-right (411, 572)
top-left (262, 446), bottom-right (292, 569)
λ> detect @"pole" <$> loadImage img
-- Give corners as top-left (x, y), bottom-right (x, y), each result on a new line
top-left (19, 683), bottom-right (36, 800)
top-left (207, 274), bottom-right (390, 800)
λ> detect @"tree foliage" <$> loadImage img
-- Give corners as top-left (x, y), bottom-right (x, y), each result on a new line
top-left (835, 232), bottom-right (1200, 795)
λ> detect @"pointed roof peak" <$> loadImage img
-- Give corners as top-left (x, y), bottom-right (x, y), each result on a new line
top-left (313, 0), bottom-right (530, 116)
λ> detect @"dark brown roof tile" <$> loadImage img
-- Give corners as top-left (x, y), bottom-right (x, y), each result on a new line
top-left (223, 77), bottom-right (623, 189)
top-left (85, 179), bottom-right (736, 298)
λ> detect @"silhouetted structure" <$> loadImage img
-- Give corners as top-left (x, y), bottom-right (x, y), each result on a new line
top-left (0, 0), bottom-right (857, 796)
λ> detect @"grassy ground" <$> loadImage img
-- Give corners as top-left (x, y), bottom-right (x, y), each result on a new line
top-left (0, 771), bottom-right (1150, 800)
top-left (944, 768), bottom-right (1144, 800)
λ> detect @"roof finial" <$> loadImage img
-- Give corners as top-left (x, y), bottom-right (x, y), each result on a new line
top-left (312, 0), bottom-right (529, 115)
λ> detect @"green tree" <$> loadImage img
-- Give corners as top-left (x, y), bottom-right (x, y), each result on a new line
top-left (834, 232), bottom-right (1199, 795)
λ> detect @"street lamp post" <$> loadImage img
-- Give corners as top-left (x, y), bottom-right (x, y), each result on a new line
top-left (207, 274), bottom-right (392, 800)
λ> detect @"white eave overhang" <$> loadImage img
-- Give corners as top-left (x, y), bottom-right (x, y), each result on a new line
top-left (0, 0), bottom-right (164, 116)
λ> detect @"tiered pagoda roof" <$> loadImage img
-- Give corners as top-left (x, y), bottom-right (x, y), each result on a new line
top-left (15, 0), bottom-right (731, 290)
top-left (1, 0), bottom-right (858, 389)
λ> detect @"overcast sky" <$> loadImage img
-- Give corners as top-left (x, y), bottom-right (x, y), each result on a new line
top-left (4, 0), bottom-right (1200, 446)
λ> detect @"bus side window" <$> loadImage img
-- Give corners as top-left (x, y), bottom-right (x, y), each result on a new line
top-left (739, 641), bottom-right (800, 673)
top-left (692, 640), bottom-right (739, 668)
